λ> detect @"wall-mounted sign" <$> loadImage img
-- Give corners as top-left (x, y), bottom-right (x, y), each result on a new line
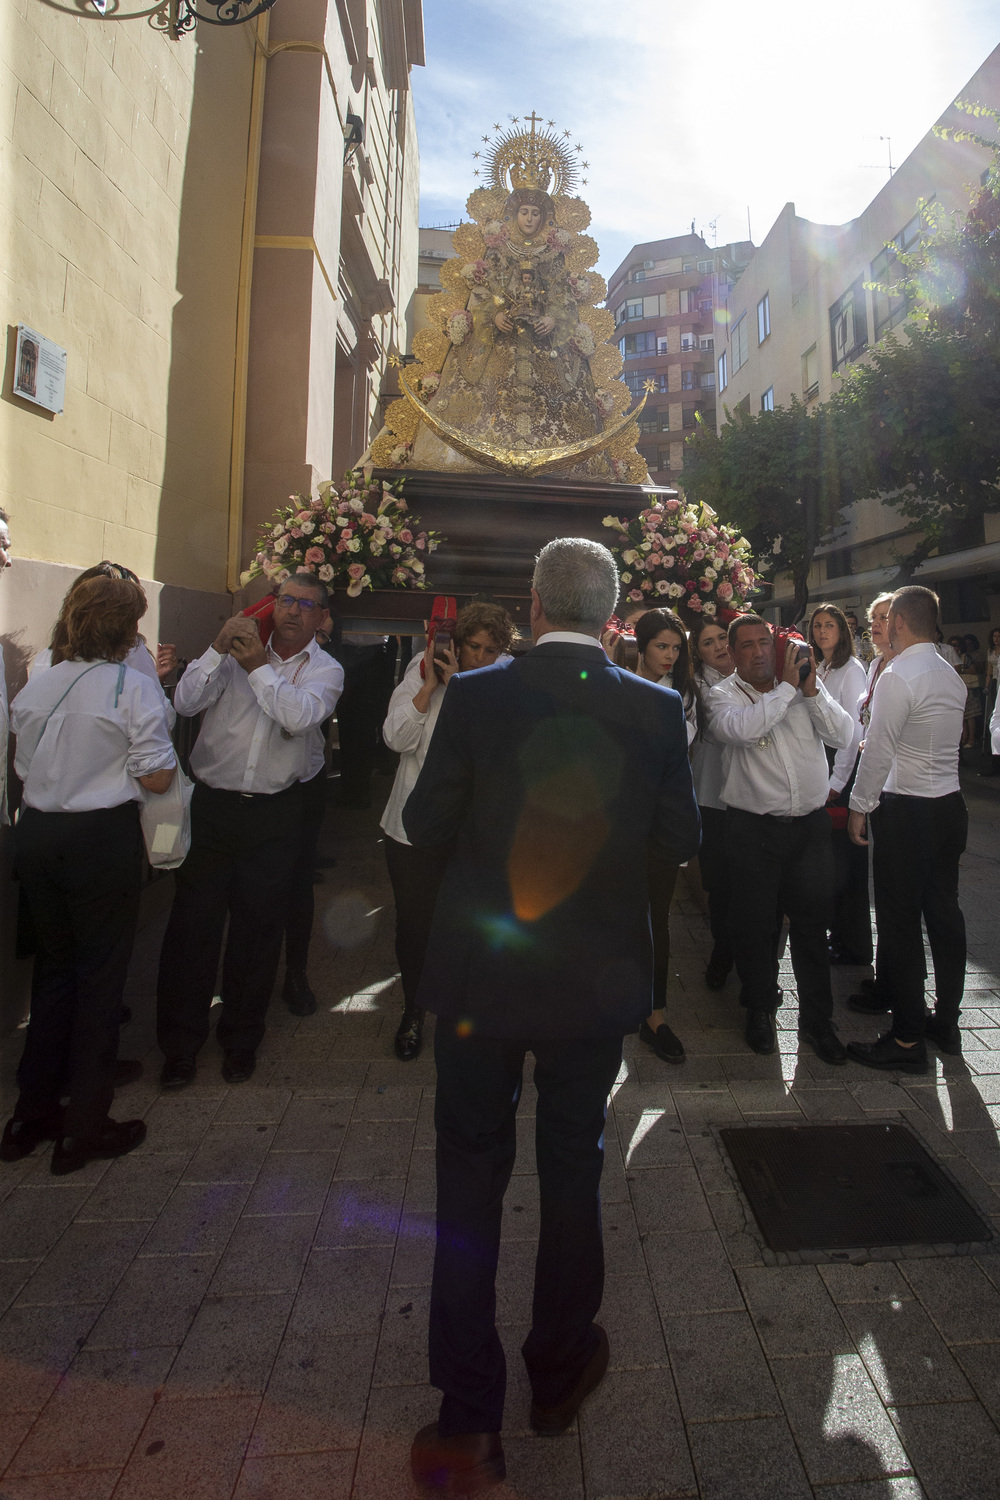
top-left (13, 323), bottom-right (67, 415)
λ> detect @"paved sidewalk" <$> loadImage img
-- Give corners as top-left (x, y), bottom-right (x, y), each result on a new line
top-left (1, 773), bottom-right (999, 1500)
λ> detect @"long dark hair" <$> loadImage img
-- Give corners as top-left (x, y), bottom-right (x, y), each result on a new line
top-left (635, 608), bottom-right (692, 702)
top-left (808, 602), bottom-right (854, 669)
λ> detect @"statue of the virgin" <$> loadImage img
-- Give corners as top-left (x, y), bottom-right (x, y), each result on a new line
top-left (369, 115), bottom-right (649, 482)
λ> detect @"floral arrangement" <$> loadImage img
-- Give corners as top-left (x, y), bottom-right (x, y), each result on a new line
top-left (602, 497), bottom-right (759, 618)
top-left (241, 469), bottom-right (442, 599)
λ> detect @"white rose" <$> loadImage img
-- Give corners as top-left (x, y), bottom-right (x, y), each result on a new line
top-left (274, 535), bottom-right (289, 553)
top-left (349, 498), bottom-right (363, 512)
top-left (300, 519), bottom-right (315, 535)
top-left (704, 567), bottom-right (717, 580)
top-left (318, 563), bottom-right (334, 582)
top-left (348, 538), bottom-right (361, 552)
top-left (668, 582), bottom-right (684, 598)
top-left (336, 516), bottom-right (349, 527)
top-left (370, 541), bottom-right (383, 556)
top-left (620, 572), bottom-right (632, 584)
top-left (641, 541), bottom-right (652, 553)
top-left (272, 524), bottom-right (284, 538)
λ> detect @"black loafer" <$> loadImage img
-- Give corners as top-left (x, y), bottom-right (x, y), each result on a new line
top-left (531, 1324), bottom-right (610, 1435)
top-left (0, 1109), bottom-right (65, 1163)
top-left (51, 1118), bottom-right (146, 1176)
top-left (222, 1050), bottom-right (256, 1084)
top-left (847, 1032), bottom-right (929, 1074)
top-left (114, 1059), bottom-right (143, 1088)
top-left (160, 1056), bottom-right (196, 1090)
top-left (639, 1018), bottom-right (685, 1063)
top-left (925, 1014), bottom-right (962, 1055)
top-left (283, 969), bottom-right (317, 1017)
top-left (798, 1023), bottom-right (848, 1065)
top-left (704, 948), bottom-right (732, 990)
top-left (745, 1009), bottom-right (775, 1055)
top-left (847, 991), bottom-right (889, 1015)
top-left (410, 1422), bottom-right (505, 1494)
top-left (394, 1009), bottom-right (425, 1062)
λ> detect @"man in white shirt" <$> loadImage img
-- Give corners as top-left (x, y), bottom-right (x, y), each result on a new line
top-left (707, 616), bottom-right (854, 1061)
top-left (847, 585), bottom-right (967, 1073)
top-left (157, 573), bottom-right (343, 1088)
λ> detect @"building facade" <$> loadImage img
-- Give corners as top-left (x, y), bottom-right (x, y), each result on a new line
top-left (714, 44), bottom-right (1000, 632)
top-left (604, 233), bottom-right (753, 489)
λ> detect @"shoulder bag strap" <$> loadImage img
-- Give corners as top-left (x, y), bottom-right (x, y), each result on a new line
top-left (36, 662), bottom-right (108, 744)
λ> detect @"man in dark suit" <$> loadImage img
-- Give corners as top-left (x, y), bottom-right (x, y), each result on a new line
top-left (403, 537), bottom-right (700, 1494)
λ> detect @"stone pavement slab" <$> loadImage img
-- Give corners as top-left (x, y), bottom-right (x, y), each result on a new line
top-left (0, 772), bottom-right (998, 1496)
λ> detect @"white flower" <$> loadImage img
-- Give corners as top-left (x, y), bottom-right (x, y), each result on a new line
top-left (336, 516), bottom-right (349, 527)
top-left (602, 516), bottom-right (615, 527)
top-left (620, 572), bottom-right (632, 584)
top-left (656, 580), bottom-right (671, 594)
top-left (318, 563), bottom-right (334, 582)
top-left (370, 541), bottom-right (383, 556)
top-left (411, 560), bottom-right (424, 575)
top-left (349, 498), bottom-right (363, 512)
top-left (348, 538), bottom-right (361, 552)
top-left (703, 601), bottom-right (717, 615)
top-left (704, 566), bottom-right (717, 580)
top-left (622, 549), bottom-right (639, 566)
top-left (668, 582), bottom-right (684, 598)
top-left (300, 519), bottom-right (315, 535)
top-left (347, 580), bottom-right (363, 597)
top-left (239, 568), bottom-right (253, 587)
top-left (274, 535), bottom-right (289, 553)
top-left (641, 541), bottom-right (652, 553)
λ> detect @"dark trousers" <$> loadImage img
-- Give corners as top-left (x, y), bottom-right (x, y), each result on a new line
top-left (870, 791), bottom-right (968, 1042)
top-left (430, 1020), bottom-right (623, 1435)
top-left (648, 857), bottom-right (679, 1009)
top-left (383, 835), bottom-right (450, 1012)
top-left (334, 642), bottom-right (397, 802)
top-left (698, 804), bottom-right (734, 966)
top-left (156, 780), bottom-right (301, 1058)
top-left (284, 769), bottom-right (328, 975)
top-left (15, 802), bottom-right (143, 1137)
top-left (725, 806), bottom-right (834, 1026)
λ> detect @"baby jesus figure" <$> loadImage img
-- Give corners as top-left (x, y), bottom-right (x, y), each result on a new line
top-left (494, 263), bottom-right (555, 340)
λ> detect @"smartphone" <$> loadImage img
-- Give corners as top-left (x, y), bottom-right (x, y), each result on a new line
top-left (432, 622), bottom-right (454, 676)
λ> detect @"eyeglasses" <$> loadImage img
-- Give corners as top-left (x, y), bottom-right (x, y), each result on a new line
top-left (275, 595), bottom-right (320, 613)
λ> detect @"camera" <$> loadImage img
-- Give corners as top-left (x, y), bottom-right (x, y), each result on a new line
top-left (772, 625), bottom-right (812, 685)
top-left (427, 595), bottom-right (458, 679)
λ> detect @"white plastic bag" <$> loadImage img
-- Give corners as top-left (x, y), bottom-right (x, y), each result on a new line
top-left (139, 766), bottom-right (193, 869)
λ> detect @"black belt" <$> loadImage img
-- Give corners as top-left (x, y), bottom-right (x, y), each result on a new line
top-left (196, 781), bottom-right (299, 803)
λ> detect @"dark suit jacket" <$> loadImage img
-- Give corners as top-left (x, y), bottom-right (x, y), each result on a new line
top-left (402, 641), bottom-right (701, 1039)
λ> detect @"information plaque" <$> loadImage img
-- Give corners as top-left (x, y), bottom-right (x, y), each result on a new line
top-left (13, 323), bottom-right (67, 415)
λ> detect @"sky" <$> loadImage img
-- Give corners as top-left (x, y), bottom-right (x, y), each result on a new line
top-left (412, 0), bottom-right (1000, 280)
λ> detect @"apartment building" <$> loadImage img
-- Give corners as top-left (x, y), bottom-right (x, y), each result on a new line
top-left (605, 234), bottom-right (754, 488)
top-left (715, 43), bottom-right (1000, 630)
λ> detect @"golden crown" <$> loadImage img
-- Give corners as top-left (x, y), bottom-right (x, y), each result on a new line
top-left (470, 112), bottom-right (588, 197)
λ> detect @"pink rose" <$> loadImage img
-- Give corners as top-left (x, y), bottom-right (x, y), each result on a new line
top-left (629, 589), bottom-right (643, 602)
top-left (645, 556), bottom-right (658, 572)
top-left (687, 596), bottom-right (703, 613)
top-left (662, 555), bottom-right (675, 569)
top-left (399, 529), bottom-right (413, 544)
top-left (304, 546), bottom-right (324, 565)
top-left (416, 538), bottom-right (426, 550)
top-left (717, 581), bottom-right (734, 601)
top-left (311, 496), bottom-right (325, 511)
top-left (665, 499), bottom-right (681, 512)
top-left (347, 563), bottom-right (365, 581)
top-left (361, 513), bottom-right (376, 526)
top-left (341, 527), bottom-right (353, 540)
top-left (693, 548), bottom-right (705, 560)
top-left (289, 527), bottom-right (302, 539)
top-left (296, 511), bottom-right (312, 524)
top-left (336, 540), bottom-right (348, 554)
top-left (699, 577), bottom-right (712, 592)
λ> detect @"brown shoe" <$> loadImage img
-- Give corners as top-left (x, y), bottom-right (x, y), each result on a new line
top-left (530, 1324), bottom-right (610, 1435)
top-left (410, 1423), bottom-right (505, 1495)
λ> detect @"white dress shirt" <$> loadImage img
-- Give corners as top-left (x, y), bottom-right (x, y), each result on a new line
top-left (536, 631), bottom-right (605, 650)
top-left (11, 659), bottom-right (176, 813)
top-left (991, 686), bottom-right (1000, 754)
top-left (381, 654), bottom-right (447, 846)
top-left (935, 642), bottom-right (962, 667)
top-left (849, 642), bottom-right (966, 814)
top-left (690, 663), bottom-right (731, 810)
top-left (817, 656), bottom-right (867, 793)
top-left (32, 639), bottom-right (176, 730)
top-left (706, 672), bottom-right (854, 818)
top-left (176, 636), bottom-right (343, 795)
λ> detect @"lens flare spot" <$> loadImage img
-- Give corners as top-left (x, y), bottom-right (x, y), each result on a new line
top-left (580, 669), bottom-right (588, 680)
top-left (456, 1018), bottom-right (474, 1037)
top-left (479, 912), bottom-right (533, 952)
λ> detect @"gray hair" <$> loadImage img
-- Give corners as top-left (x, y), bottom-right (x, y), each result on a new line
top-left (532, 537), bottom-right (619, 631)
top-left (866, 591), bottom-right (894, 621)
top-left (280, 571), bottom-right (329, 608)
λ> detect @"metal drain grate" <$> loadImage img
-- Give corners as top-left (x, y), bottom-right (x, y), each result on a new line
top-left (720, 1123), bottom-right (993, 1252)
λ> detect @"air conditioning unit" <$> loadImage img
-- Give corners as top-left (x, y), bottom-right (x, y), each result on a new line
top-left (643, 260), bottom-right (654, 270)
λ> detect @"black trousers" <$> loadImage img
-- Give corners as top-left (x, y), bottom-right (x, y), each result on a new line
top-left (15, 802), bottom-right (143, 1137)
top-left (334, 642), bottom-right (397, 802)
top-left (725, 806), bottom-right (834, 1026)
top-left (383, 835), bottom-right (450, 1011)
top-left (698, 804), bottom-right (734, 966)
top-left (870, 791), bottom-right (968, 1042)
top-left (430, 1019), bottom-right (623, 1435)
top-left (284, 769), bottom-right (328, 975)
top-left (648, 857), bottom-right (679, 1009)
top-left (156, 780), bottom-right (301, 1058)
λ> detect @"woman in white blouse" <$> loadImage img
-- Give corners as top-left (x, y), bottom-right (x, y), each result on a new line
top-left (4, 575), bottom-right (176, 1176)
top-left (690, 615), bottom-right (736, 990)
top-left (633, 608), bottom-right (695, 1064)
top-left (808, 602), bottom-right (870, 965)
top-left (381, 603), bottom-right (516, 1062)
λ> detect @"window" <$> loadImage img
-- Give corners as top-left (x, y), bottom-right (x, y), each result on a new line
top-left (682, 261), bottom-right (696, 272)
top-left (802, 344), bottom-right (818, 399)
top-left (699, 336), bottom-right (714, 351)
top-left (625, 370), bottom-right (668, 395)
top-left (718, 350), bottom-right (728, 392)
top-left (757, 292), bottom-right (770, 344)
top-left (680, 334), bottom-right (696, 351)
top-left (829, 278), bottom-right (868, 372)
top-left (682, 406), bottom-right (697, 428)
top-left (638, 415), bottom-right (659, 435)
top-left (627, 298), bottom-right (644, 320)
top-left (699, 372), bottom-right (715, 390)
top-left (700, 299), bottom-right (713, 317)
top-left (614, 303), bottom-right (627, 326)
top-left (656, 336), bottom-right (669, 356)
top-left (697, 259), bottom-right (714, 273)
top-left (681, 369), bottom-right (695, 390)
top-left (735, 394), bottom-right (751, 415)
top-left (656, 446), bottom-right (672, 472)
top-left (870, 210), bottom-right (927, 341)
top-left (760, 386), bottom-right (774, 412)
top-left (731, 314), bottom-right (749, 373)
top-left (630, 268), bottom-right (646, 283)
top-left (620, 330), bottom-right (658, 359)
top-left (824, 547), bottom-right (853, 580)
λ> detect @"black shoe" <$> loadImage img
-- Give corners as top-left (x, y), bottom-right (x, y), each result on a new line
top-left (283, 970), bottom-right (317, 1017)
top-left (704, 948), bottom-right (732, 990)
top-left (222, 1050), bottom-right (256, 1084)
top-left (798, 1022), bottom-right (848, 1065)
top-left (411, 1422), bottom-right (505, 1494)
top-left (51, 1119), bottom-right (146, 1176)
top-left (531, 1325), bottom-right (610, 1435)
top-left (745, 1010), bottom-right (775, 1055)
top-left (160, 1056), bottom-right (196, 1090)
top-left (114, 1059), bottom-right (143, 1088)
top-left (639, 1017), bottom-right (685, 1063)
top-left (925, 1014), bottom-right (962, 1055)
top-left (394, 1009), bottom-right (425, 1062)
top-left (847, 1032), bottom-right (929, 1074)
top-left (0, 1109), bottom-right (64, 1163)
top-left (847, 990), bottom-right (890, 1015)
